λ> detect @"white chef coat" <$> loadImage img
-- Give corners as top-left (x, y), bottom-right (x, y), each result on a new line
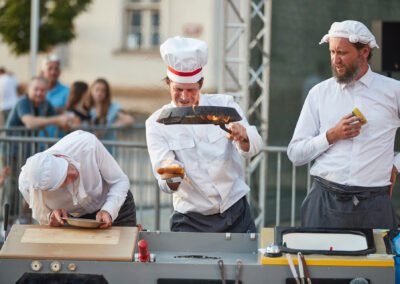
top-left (146, 94), bottom-right (263, 215)
top-left (19, 130), bottom-right (130, 224)
top-left (287, 68), bottom-right (400, 187)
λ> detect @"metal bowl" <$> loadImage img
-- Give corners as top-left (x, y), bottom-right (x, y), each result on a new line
top-left (64, 217), bottom-right (103, 229)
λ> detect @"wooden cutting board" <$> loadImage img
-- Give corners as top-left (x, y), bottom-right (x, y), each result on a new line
top-left (0, 224), bottom-right (138, 261)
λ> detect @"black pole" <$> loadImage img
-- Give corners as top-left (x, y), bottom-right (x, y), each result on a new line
top-left (3, 203), bottom-right (9, 241)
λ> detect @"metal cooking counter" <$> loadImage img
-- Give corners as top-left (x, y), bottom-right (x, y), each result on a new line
top-left (0, 225), bottom-right (395, 283)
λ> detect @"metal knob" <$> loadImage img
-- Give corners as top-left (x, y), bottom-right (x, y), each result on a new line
top-left (67, 263), bottom-right (77, 271)
top-left (30, 260), bottom-right (42, 272)
top-left (50, 261), bottom-right (61, 272)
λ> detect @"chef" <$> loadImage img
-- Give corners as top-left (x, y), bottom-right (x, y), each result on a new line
top-left (19, 130), bottom-right (136, 228)
top-left (146, 36), bottom-right (263, 233)
top-left (287, 20), bottom-right (399, 229)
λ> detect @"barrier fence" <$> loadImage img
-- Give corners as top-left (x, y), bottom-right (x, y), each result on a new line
top-left (1, 125), bottom-right (399, 233)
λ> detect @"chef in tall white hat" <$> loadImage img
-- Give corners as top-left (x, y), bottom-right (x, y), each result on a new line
top-left (288, 20), bottom-right (400, 229)
top-left (146, 36), bottom-right (263, 233)
top-left (19, 130), bottom-right (137, 228)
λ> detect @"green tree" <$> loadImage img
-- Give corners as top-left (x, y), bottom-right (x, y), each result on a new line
top-left (0, 0), bottom-right (92, 55)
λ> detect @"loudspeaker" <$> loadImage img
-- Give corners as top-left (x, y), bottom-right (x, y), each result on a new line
top-left (382, 22), bottom-right (400, 72)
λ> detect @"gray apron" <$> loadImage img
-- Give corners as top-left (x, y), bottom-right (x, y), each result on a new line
top-left (80, 190), bottom-right (137, 227)
top-left (170, 196), bottom-right (256, 233)
top-left (301, 177), bottom-right (398, 229)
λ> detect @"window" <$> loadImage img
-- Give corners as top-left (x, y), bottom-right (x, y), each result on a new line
top-left (124, 0), bottom-right (160, 51)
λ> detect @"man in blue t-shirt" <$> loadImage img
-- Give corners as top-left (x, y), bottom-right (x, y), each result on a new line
top-left (41, 54), bottom-right (69, 113)
top-left (41, 54), bottom-right (70, 137)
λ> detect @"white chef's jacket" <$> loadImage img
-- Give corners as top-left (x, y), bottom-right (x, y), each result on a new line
top-left (146, 94), bottom-right (263, 215)
top-left (19, 130), bottom-right (130, 224)
top-left (287, 68), bottom-right (400, 187)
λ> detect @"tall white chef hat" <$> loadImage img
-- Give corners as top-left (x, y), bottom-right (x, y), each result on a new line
top-left (319, 20), bottom-right (379, 49)
top-left (160, 36), bottom-right (208, 83)
top-left (22, 152), bottom-right (68, 191)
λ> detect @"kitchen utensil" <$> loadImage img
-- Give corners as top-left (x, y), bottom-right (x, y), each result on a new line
top-left (299, 253), bottom-right (312, 284)
top-left (156, 106), bottom-right (242, 134)
top-left (217, 259), bottom-right (226, 284)
top-left (62, 217), bottom-right (104, 229)
top-left (297, 252), bottom-right (305, 284)
top-left (235, 259), bottom-right (243, 284)
top-left (286, 253), bottom-right (300, 284)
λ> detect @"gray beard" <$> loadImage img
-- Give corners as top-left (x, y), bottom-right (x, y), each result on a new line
top-left (331, 60), bottom-right (361, 84)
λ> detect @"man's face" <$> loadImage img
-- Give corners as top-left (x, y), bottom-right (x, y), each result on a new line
top-left (28, 79), bottom-right (48, 106)
top-left (169, 81), bottom-right (201, 107)
top-left (329, 37), bottom-right (367, 84)
top-left (60, 163), bottom-right (79, 188)
top-left (42, 61), bottom-right (61, 84)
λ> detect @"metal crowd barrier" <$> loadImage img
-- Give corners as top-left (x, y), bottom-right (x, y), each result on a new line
top-left (0, 127), bottom-right (173, 231)
top-left (6, 125), bottom-right (396, 232)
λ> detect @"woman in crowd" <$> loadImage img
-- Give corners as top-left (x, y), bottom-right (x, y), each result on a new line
top-left (65, 81), bottom-right (91, 125)
top-left (87, 78), bottom-right (134, 140)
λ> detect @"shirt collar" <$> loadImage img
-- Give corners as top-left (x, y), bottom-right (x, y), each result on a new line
top-left (358, 66), bottom-right (374, 88)
top-left (339, 66), bottom-right (373, 90)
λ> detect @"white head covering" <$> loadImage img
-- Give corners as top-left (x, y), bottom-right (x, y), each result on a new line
top-left (160, 36), bottom-right (208, 83)
top-left (19, 153), bottom-right (68, 223)
top-left (41, 53), bottom-right (60, 70)
top-left (319, 20), bottom-right (379, 49)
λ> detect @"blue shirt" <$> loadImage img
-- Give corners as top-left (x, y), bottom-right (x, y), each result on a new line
top-left (47, 81), bottom-right (69, 110)
top-left (90, 102), bottom-right (121, 141)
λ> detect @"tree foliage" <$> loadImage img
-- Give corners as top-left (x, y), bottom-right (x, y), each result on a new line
top-left (0, 0), bottom-right (92, 55)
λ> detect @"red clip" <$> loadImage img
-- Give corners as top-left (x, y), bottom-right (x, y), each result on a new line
top-left (138, 239), bottom-right (150, 262)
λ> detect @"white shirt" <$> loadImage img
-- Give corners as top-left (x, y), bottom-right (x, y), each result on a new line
top-left (287, 68), bottom-right (400, 187)
top-left (19, 130), bottom-right (130, 224)
top-left (0, 73), bottom-right (18, 111)
top-left (146, 94), bottom-right (263, 215)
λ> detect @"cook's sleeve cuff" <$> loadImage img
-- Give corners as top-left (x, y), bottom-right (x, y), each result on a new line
top-left (316, 131), bottom-right (331, 152)
top-left (101, 203), bottom-right (119, 221)
top-left (159, 179), bottom-right (180, 194)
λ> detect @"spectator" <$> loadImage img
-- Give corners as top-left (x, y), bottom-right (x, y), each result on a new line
top-left (41, 54), bottom-right (69, 113)
top-left (87, 78), bottom-right (134, 140)
top-left (66, 81), bottom-right (91, 125)
top-left (0, 67), bottom-right (18, 125)
top-left (6, 76), bottom-right (72, 132)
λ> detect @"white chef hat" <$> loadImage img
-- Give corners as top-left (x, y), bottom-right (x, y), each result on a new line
top-left (22, 152), bottom-right (68, 191)
top-left (319, 20), bottom-right (379, 49)
top-left (160, 36), bottom-right (208, 83)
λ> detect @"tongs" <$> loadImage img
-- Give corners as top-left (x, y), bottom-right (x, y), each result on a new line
top-left (286, 253), bottom-right (312, 284)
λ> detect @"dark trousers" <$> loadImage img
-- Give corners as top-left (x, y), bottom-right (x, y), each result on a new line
top-left (170, 196), bottom-right (256, 233)
top-left (80, 190), bottom-right (136, 226)
top-left (301, 177), bottom-right (398, 229)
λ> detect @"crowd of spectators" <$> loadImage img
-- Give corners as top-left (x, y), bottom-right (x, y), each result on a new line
top-left (0, 54), bottom-right (135, 137)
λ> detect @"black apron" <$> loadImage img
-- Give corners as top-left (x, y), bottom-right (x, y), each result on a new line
top-left (301, 177), bottom-right (398, 229)
top-left (170, 196), bottom-right (256, 233)
top-left (80, 190), bottom-right (136, 227)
